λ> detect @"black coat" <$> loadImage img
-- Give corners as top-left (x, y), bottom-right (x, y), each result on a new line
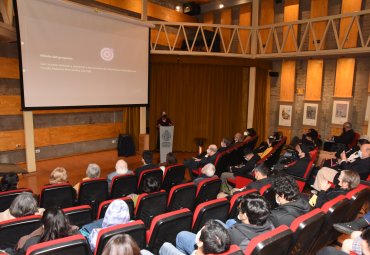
top-left (315, 188), bottom-right (348, 208)
top-left (269, 197), bottom-right (311, 227)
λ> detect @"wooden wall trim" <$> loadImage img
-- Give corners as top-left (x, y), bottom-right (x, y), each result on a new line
top-left (239, 4), bottom-right (252, 54)
top-left (0, 130), bottom-right (24, 151)
top-left (0, 57), bottom-right (19, 79)
top-left (259, 0), bottom-right (274, 53)
top-left (220, 8), bottom-right (232, 53)
top-left (339, 0), bottom-right (362, 49)
top-left (309, 0), bottom-right (328, 51)
top-left (280, 60), bottom-right (296, 102)
top-left (305, 59), bottom-right (323, 101)
top-left (151, 29), bottom-right (183, 49)
top-left (283, 0), bottom-right (299, 52)
top-left (334, 58), bottom-right (355, 98)
top-left (95, 0), bottom-right (197, 22)
top-left (0, 95), bottom-right (21, 115)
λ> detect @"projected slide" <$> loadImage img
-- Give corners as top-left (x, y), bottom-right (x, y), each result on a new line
top-left (15, 0), bottom-right (150, 108)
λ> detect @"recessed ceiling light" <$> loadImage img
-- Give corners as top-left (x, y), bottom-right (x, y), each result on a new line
top-left (176, 5), bottom-right (181, 11)
top-left (219, 3), bottom-right (224, 8)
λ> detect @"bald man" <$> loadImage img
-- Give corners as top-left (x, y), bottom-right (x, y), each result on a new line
top-left (107, 159), bottom-right (133, 187)
top-left (183, 144), bottom-right (218, 173)
top-left (312, 143), bottom-right (370, 191)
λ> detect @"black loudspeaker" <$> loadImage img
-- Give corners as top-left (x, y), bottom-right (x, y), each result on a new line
top-left (275, 0), bottom-right (283, 3)
top-left (183, 2), bottom-right (201, 16)
top-left (269, 71), bottom-right (279, 77)
top-left (117, 134), bottom-right (136, 157)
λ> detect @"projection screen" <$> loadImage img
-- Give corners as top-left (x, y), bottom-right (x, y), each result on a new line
top-left (15, 0), bottom-right (150, 109)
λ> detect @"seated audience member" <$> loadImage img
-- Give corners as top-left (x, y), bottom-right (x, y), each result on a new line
top-left (183, 145), bottom-right (218, 172)
top-left (269, 174), bottom-right (311, 227)
top-left (220, 148), bottom-right (261, 191)
top-left (128, 176), bottom-right (160, 206)
top-left (324, 122), bottom-right (355, 152)
top-left (160, 219), bottom-right (231, 255)
top-left (0, 172), bottom-right (19, 192)
top-left (0, 192), bottom-right (44, 222)
top-left (255, 136), bottom-right (277, 159)
top-left (232, 132), bottom-right (244, 145)
top-left (81, 200), bottom-right (130, 251)
top-left (159, 152), bottom-right (178, 172)
top-left (334, 212), bottom-right (370, 235)
top-left (102, 234), bottom-right (153, 255)
top-left (218, 138), bottom-right (232, 153)
top-left (243, 128), bottom-right (257, 140)
top-left (73, 163), bottom-right (101, 192)
top-left (107, 159), bottom-right (133, 187)
top-left (218, 164), bottom-right (273, 198)
top-left (310, 170), bottom-right (360, 208)
top-left (135, 150), bottom-right (157, 177)
top-left (193, 163), bottom-right (216, 187)
top-left (312, 143), bottom-right (370, 191)
top-left (48, 167), bottom-right (68, 185)
top-left (279, 144), bottom-right (311, 178)
top-left (16, 208), bottom-right (79, 254)
top-left (317, 247), bottom-right (348, 255)
top-left (342, 228), bottom-right (370, 255)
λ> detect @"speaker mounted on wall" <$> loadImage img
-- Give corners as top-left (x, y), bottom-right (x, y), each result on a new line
top-left (269, 71), bottom-right (279, 77)
top-left (183, 2), bottom-right (201, 16)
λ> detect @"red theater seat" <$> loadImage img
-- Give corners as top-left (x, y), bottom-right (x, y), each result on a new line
top-left (0, 188), bottom-right (32, 212)
top-left (96, 197), bottom-right (134, 220)
top-left (39, 184), bottom-right (75, 209)
top-left (135, 191), bottom-right (167, 228)
top-left (137, 168), bottom-right (163, 194)
top-left (110, 174), bottom-right (137, 199)
top-left (63, 205), bottom-right (93, 228)
top-left (161, 164), bottom-right (186, 192)
top-left (228, 189), bottom-right (258, 219)
top-left (167, 182), bottom-right (197, 211)
top-left (194, 177), bottom-right (221, 208)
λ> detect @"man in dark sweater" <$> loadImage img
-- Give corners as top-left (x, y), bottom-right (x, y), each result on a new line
top-left (269, 174), bottom-right (311, 227)
top-left (135, 150), bottom-right (158, 177)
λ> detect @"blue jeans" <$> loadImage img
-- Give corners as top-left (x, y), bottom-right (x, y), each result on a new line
top-left (176, 231), bottom-right (196, 255)
top-left (159, 242), bottom-right (185, 255)
top-left (225, 219), bottom-right (237, 228)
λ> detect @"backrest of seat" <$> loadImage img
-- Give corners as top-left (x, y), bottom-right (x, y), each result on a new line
top-left (167, 183), bottom-right (197, 211)
top-left (77, 178), bottom-right (109, 218)
top-left (39, 184), bottom-right (75, 209)
top-left (96, 197), bottom-right (134, 220)
top-left (162, 164), bottom-right (186, 192)
top-left (349, 132), bottom-right (360, 149)
top-left (63, 205), bottom-right (93, 228)
top-left (259, 185), bottom-right (278, 210)
top-left (94, 220), bottom-right (146, 255)
top-left (245, 225), bottom-right (293, 255)
top-left (345, 185), bottom-right (370, 221)
top-left (0, 215), bottom-right (42, 250)
top-left (263, 137), bottom-right (287, 168)
top-left (135, 191), bottom-right (167, 228)
top-left (110, 174), bottom-right (137, 198)
top-left (215, 151), bottom-right (231, 177)
top-left (0, 188), bottom-right (32, 212)
top-left (289, 208), bottom-right (325, 255)
top-left (26, 234), bottom-right (90, 255)
top-left (192, 198), bottom-right (230, 233)
top-left (146, 209), bottom-right (193, 254)
top-left (228, 189), bottom-right (258, 219)
top-left (137, 169), bottom-right (163, 193)
top-left (194, 178), bottom-right (221, 207)
top-left (209, 245), bottom-right (243, 255)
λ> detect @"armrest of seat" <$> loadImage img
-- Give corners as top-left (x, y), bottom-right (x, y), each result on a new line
top-left (235, 176), bottom-right (253, 189)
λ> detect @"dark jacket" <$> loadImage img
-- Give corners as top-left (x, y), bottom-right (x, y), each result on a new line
top-left (193, 174), bottom-right (214, 187)
top-left (135, 163), bottom-right (158, 177)
top-left (229, 220), bottom-right (275, 251)
top-left (231, 154), bottom-right (261, 177)
top-left (285, 153), bottom-right (311, 178)
top-left (269, 197), bottom-right (311, 227)
top-left (184, 153), bottom-right (218, 171)
top-left (315, 188), bottom-right (348, 208)
top-left (245, 177), bottom-right (274, 191)
top-left (334, 129), bottom-right (355, 146)
top-left (336, 157), bottom-right (370, 180)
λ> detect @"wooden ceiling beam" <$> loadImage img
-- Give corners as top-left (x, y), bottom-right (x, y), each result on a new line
top-left (95, 0), bottom-right (197, 22)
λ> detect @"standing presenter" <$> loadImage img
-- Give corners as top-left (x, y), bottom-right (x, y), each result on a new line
top-left (157, 111), bottom-right (173, 150)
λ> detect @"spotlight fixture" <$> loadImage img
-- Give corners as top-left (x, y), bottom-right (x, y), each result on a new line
top-left (219, 3), bottom-right (224, 8)
top-left (175, 5), bottom-right (181, 11)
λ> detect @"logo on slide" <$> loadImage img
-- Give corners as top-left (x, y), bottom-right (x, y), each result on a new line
top-left (100, 48), bottom-right (114, 61)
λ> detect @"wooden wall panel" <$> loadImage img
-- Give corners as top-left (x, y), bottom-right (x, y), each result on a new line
top-left (283, 0), bottom-right (299, 52)
top-left (0, 95), bottom-right (22, 115)
top-left (259, 0), bottom-right (274, 53)
top-left (330, 126), bottom-right (344, 137)
top-left (277, 126), bottom-right (292, 144)
top-left (309, 0), bottom-right (328, 50)
top-left (368, 73), bottom-right (370, 93)
top-left (34, 123), bottom-right (123, 147)
top-left (203, 12), bottom-right (214, 24)
top-left (0, 57), bottom-right (19, 79)
top-left (96, 0), bottom-right (196, 22)
top-left (150, 30), bottom-right (183, 49)
top-left (334, 58), bottom-right (355, 98)
top-left (239, 4), bottom-right (251, 54)
top-left (220, 8), bottom-right (232, 52)
top-left (0, 130), bottom-right (25, 151)
top-left (339, 0), bottom-right (362, 48)
top-left (305, 59), bottom-right (323, 101)
top-left (280, 61), bottom-right (296, 102)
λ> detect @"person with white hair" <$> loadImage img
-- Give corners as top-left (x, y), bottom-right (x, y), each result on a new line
top-left (184, 144), bottom-right (218, 172)
top-left (193, 163), bottom-right (216, 186)
top-left (107, 160), bottom-right (133, 187)
top-left (73, 163), bottom-right (101, 193)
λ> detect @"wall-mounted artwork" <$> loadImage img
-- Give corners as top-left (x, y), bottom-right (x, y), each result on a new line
top-left (332, 100), bottom-right (350, 124)
top-left (303, 103), bottom-right (318, 126)
top-left (279, 104), bottom-right (292, 127)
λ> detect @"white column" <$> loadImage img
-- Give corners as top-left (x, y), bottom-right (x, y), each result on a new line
top-left (140, 0), bottom-right (147, 135)
top-left (247, 0), bottom-right (259, 128)
top-left (23, 111), bottom-right (36, 172)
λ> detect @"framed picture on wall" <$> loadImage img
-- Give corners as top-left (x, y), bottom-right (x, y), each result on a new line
top-left (278, 104), bottom-right (293, 127)
top-left (303, 103), bottom-right (318, 126)
top-left (332, 100), bottom-right (350, 124)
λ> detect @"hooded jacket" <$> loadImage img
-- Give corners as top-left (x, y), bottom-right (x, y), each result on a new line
top-left (269, 197), bottom-right (311, 227)
top-left (229, 220), bottom-right (275, 251)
